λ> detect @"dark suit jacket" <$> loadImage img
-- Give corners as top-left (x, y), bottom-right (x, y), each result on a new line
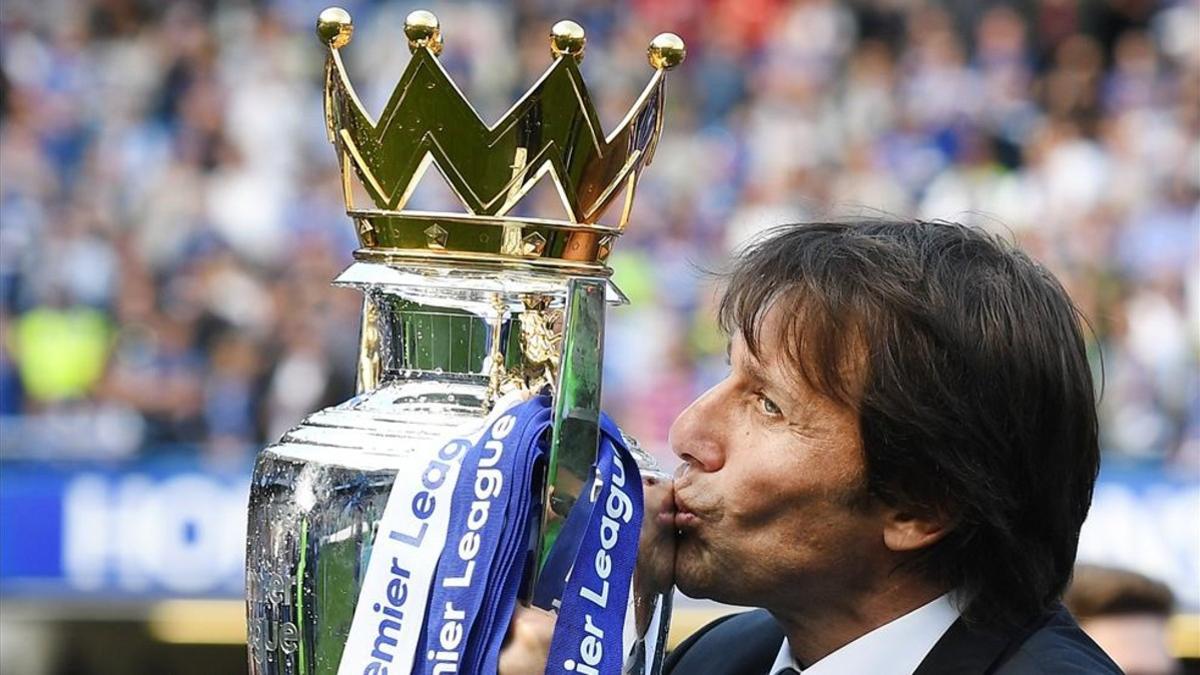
top-left (664, 605), bottom-right (1122, 674)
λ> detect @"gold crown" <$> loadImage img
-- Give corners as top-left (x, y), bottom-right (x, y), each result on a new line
top-left (317, 7), bottom-right (684, 275)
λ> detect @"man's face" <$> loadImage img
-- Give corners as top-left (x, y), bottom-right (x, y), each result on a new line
top-left (669, 306), bottom-right (888, 610)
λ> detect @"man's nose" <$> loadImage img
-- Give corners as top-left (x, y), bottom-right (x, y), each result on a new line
top-left (668, 383), bottom-right (726, 472)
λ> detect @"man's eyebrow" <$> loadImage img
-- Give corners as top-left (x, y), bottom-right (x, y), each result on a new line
top-left (734, 348), bottom-right (770, 385)
top-left (737, 347), bottom-right (803, 403)
top-left (742, 359), bottom-right (772, 388)
top-left (730, 337), bottom-right (797, 397)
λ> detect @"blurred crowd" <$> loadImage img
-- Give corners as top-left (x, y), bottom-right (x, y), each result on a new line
top-left (0, 0), bottom-right (1196, 468)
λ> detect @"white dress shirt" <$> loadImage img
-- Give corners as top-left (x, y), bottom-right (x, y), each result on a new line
top-left (770, 593), bottom-right (960, 675)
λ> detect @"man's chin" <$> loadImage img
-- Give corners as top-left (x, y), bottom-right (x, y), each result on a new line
top-left (674, 573), bottom-right (740, 605)
top-left (672, 573), bottom-right (713, 601)
top-left (673, 549), bottom-right (761, 607)
top-left (672, 545), bottom-right (726, 602)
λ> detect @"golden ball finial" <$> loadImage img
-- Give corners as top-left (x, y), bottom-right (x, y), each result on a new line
top-left (648, 32), bottom-right (686, 70)
top-left (550, 20), bottom-right (586, 63)
top-left (316, 7), bottom-right (353, 49)
top-left (404, 9), bottom-right (443, 55)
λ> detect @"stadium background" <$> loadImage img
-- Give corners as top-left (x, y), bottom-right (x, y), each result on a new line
top-left (0, 0), bottom-right (1196, 673)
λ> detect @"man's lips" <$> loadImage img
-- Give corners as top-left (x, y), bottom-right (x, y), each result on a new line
top-left (670, 464), bottom-right (709, 531)
top-left (671, 493), bottom-right (702, 530)
top-left (674, 509), bottom-right (701, 530)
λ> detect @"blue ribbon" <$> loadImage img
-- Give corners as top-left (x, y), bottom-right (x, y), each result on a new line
top-left (544, 422), bottom-right (643, 675)
top-left (417, 396), bottom-right (552, 674)
top-left (532, 413), bottom-right (627, 609)
top-left (360, 395), bottom-right (643, 674)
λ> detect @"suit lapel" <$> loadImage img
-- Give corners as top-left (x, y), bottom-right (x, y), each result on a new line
top-left (912, 618), bottom-right (1011, 675)
top-left (665, 610), bottom-right (784, 675)
top-left (914, 609), bottom-right (1055, 675)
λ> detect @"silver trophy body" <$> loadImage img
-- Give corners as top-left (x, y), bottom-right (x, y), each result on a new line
top-left (245, 264), bottom-right (676, 673)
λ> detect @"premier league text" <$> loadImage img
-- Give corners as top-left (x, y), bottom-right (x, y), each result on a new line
top-left (563, 456), bottom-right (635, 675)
top-left (356, 440), bottom-right (466, 675)
top-left (427, 412), bottom-right (517, 674)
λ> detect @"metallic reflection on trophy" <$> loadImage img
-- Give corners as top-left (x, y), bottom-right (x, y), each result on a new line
top-left (245, 8), bottom-right (684, 674)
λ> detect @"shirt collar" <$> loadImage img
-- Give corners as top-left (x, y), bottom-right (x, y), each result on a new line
top-left (770, 593), bottom-right (961, 675)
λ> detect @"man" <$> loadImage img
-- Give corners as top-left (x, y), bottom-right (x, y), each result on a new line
top-left (502, 221), bottom-right (1120, 674)
top-left (1065, 564), bottom-right (1180, 675)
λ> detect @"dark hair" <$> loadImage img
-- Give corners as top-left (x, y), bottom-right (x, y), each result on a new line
top-left (718, 220), bottom-right (1100, 627)
top-left (1065, 564), bottom-right (1175, 620)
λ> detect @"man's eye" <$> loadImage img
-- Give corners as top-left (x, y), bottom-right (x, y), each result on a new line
top-left (756, 393), bottom-right (782, 416)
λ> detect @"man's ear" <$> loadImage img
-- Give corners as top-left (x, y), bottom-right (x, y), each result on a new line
top-left (881, 505), bottom-right (955, 553)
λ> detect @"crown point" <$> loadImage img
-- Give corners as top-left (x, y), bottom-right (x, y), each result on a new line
top-left (550, 20), bottom-right (586, 63)
top-left (316, 7), bottom-right (353, 48)
top-left (405, 10), bottom-right (443, 55)
top-left (648, 32), bottom-right (686, 70)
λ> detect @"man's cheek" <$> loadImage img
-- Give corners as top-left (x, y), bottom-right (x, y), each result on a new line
top-left (725, 492), bottom-right (783, 528)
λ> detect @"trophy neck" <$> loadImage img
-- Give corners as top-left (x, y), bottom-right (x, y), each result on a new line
top-left (336, 261), bottom-right (626, 406)
top-left (354, 280), bottom-right (566, 406)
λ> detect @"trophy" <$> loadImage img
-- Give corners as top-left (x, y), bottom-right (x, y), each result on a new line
top-left (245, 8), bottom-right (684, 674)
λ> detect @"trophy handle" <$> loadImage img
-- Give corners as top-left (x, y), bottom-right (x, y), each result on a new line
top-left (532, 277), bottom-right (606, 601)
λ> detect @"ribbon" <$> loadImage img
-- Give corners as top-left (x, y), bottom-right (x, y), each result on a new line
top-left (417, 396), bottom-right (552, 673)
top-left (543, 419), bottom-right (643, 675)
top-left (336, 394), bottom-right (643, 675)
